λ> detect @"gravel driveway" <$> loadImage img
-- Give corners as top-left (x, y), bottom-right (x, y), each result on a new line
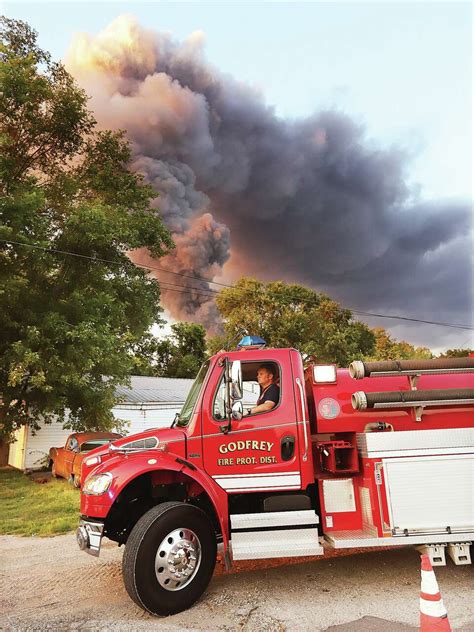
top-left (1, 534), bottom-right (473, 631)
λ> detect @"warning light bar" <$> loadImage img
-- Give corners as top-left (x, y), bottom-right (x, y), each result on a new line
top-left (237, 335), bottom-right (267, 350)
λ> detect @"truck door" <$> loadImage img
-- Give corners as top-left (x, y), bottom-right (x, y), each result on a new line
top-left (201, 352), bottom-right (303, 493)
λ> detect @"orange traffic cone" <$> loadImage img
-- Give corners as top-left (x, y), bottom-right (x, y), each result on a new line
top-left (420, 554), bottom-right (451, 631)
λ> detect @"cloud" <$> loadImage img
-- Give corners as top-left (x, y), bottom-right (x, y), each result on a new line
top-left (66, 15), bottom-right (473, 346)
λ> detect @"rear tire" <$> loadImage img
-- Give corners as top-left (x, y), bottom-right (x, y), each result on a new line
top-left (122, 501), bottom-right (216, 616)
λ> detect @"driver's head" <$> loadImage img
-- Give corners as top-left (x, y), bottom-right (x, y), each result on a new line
top-left (256, 364), bottom-right (276, 388)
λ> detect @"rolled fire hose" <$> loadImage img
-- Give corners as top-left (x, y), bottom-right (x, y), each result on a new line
top-left (352, 388), bottom-right (474, 410)
top-left (350, 357), bottom-right (474, 379)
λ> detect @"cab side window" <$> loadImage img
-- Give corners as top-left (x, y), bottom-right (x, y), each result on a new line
top-left (242, 379), bottom-right (260, 410)
top-left (246, 362), bottom-right (280, 415)
top-left (213, 377), bottom-right (227, 420)
top-left (212, 361), bottom-right (280, 421)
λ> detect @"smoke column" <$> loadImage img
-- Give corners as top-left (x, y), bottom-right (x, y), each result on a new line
top-left (66, 16), bottom-right (473, 343)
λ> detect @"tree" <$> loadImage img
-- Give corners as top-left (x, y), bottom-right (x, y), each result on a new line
top-left (131, 323), bottom-right (207, 378)
top-left (364, 328), bottom-right (433, 361)
top-left (209, 277), bottom-right (376, 365)
top-left (166, 322), bottom-right (207, 377)
top-left (0, 18), bottom-right (173, 435)
top-left (438, 348), bottom-right (474, 358)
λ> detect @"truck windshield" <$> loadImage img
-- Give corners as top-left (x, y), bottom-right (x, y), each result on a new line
top-left (176, 360), bottom-right (211, 427)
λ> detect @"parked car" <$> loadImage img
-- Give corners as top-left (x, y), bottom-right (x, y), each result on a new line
top-left (49, 432), bottom-right (122, 488)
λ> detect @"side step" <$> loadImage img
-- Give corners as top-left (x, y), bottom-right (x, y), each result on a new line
top-left (230, 510), bottom-right (323, 561)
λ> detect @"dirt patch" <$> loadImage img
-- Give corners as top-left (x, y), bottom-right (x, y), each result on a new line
top-left (26, 472), bottom-right (53, 485)
top-left (1, 534), bottom-right (473, 631)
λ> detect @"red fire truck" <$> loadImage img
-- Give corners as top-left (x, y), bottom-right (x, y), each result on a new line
top-left (77, 337), bottom-right (474, 616)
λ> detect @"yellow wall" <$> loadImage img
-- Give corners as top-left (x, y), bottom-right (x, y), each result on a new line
top-left (8, 425), bottom-right (27, 470)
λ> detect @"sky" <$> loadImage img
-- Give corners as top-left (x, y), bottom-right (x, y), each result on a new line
top-left (3, 1), bottom-right (473, 351)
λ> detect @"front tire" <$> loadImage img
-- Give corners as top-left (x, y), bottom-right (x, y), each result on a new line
top-left (122, 501), bottom-right (217, 616)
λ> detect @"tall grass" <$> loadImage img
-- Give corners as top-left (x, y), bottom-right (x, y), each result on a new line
top-left (0, 467), bottom-right (80, 536)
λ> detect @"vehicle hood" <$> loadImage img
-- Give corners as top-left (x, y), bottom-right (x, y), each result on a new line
top-left (112, 427), bottom-right (186, 449)
top-left (81, 427), bottom-right (187, 480)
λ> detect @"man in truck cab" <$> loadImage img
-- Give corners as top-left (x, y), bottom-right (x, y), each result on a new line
top-left (244, 363), bottom-right (280, 416)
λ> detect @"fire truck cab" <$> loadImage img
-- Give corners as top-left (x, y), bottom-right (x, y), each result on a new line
top-left (77, 338), bottom-right (474, 616)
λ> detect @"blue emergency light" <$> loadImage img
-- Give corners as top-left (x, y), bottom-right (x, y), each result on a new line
top-left (237, 335), bottom-right (267, 350)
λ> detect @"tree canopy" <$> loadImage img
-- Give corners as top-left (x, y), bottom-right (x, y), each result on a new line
top-left (208, 277), bottom-right (376, 365)
top-left (0, 18), bottom-right (173, 435)
top-left (132, 323), bottom-right (207, 378)
top-left (364, 328), bottom-right (432, 361)
top-left (438, 348), bottom-right (474, 358)
top-left (208, 277), bottom-right (438, 364)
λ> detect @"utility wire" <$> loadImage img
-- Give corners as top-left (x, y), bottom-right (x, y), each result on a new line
top-left (457, 335), bottom-right (474, 349)
top-left (2, 239), bottom-right (473, 331)
top-left (157, 281), bottom-right (218, 299)
top-left (349, 310), bottom-right (472, 331)
top-left (0, 239), bottom-right (231, 288)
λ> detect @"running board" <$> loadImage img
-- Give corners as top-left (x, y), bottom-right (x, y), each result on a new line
top-left (230, 510), bottom-right (323, 561)
top-left (326, 529), bottom-right (474, 549)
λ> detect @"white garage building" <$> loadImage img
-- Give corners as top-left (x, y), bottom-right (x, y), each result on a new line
top-left (8, 376), bottom-right (193, 471)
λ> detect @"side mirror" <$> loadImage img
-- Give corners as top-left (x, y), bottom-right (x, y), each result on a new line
top-left (230, 360), bottom-right (243, 401)
top-left (171, 412), bottom-right (180, 428)
top-left (221, 358), bottom-right (243, 434)
top-left (231, 401), bottom-right (243, 421)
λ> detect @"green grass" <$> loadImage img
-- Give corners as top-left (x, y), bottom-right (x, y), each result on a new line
top-left (0, 467), bottom-right (80, 536)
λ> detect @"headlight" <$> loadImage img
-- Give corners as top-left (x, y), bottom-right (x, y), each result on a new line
top-left (82, 472), bottom-right (113, 495)
top-left (85, 455), bottom-right (101, 467)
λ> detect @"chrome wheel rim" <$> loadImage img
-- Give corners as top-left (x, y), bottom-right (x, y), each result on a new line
top-left (154, 528), bottom-right (201, 591)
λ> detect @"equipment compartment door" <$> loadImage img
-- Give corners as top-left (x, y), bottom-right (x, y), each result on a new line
top-left (201, 353), bottom-right (302, 493)
top-left (383, 454), bottom-right (474, 534)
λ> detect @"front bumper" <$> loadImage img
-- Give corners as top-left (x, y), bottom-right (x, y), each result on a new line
top-left (76, 519), bottom-right (104, 557)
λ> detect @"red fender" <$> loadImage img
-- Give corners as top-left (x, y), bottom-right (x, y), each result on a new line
top-left (80, 452), bottom-right (230, 549)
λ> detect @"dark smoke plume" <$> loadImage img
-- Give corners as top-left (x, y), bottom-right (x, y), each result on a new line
top-left (67, 16), bottom-right (473, 345)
